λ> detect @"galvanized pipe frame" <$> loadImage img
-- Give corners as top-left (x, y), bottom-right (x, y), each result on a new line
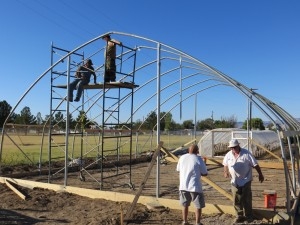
top-left (0, 31), bottom-right (299, 218)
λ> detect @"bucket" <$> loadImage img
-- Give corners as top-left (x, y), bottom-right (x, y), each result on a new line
top-left (263, 190), bottom-right (277, 208)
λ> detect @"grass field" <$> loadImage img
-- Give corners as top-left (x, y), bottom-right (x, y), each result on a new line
top-left (0, 132), bottom-right (200, 166)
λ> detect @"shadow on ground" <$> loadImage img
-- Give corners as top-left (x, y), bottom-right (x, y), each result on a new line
top-left (0, 209), bottom-right (69, 224)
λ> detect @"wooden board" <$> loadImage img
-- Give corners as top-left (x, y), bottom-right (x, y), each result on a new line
top-left (54, 82), bottom-right (138, 90)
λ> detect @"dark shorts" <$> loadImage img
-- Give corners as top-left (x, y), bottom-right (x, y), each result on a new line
top-left (179, 191), bottom-right (205, 209)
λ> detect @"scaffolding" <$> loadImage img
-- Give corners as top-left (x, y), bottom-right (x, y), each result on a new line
top-left (48, 41), bottom-right (138, 189)
top-left (1, 32), bottom-right (300, 220)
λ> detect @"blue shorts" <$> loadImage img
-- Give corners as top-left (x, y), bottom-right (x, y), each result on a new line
top-left (179, 191), bottom-right (205, 209)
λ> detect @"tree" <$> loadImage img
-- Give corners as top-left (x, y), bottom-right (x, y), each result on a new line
top-left (36, 112), bottom-right (44, 125)
top-left (182, 119), bottom-right (194, 129)
top-left (144, 111), bottom-right (157, 130)
top-left (132, 119), bottom-right (143, 131)
top-left (15, 106), bottom-right (37, 125)
top-left (75, 111), bottom-right (92, 129)
top-left (54, 111), bottom-right (65, 129)
top-left (169, 120), bottom-right (182, 130)
top-left (197, 118), bottom-right (214, 130)
top-left (0, 100), bottom-right (12, 127)
top-left (161, 112), bottom-right (172, 131)
top-left (214, 116), bottom-right (237, 128)
top-left (242, 118), bottom-right (265, 130)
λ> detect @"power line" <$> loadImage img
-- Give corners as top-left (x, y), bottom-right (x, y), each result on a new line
top-left (16, 0), bottom-right (88, 42)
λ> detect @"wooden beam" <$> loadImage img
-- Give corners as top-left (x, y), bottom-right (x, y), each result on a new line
top-left (201, 176), bottom-right (233, 201)
top-left (123, 142), bottom-right (163, 223)
top-left (0, 173), bottom-right (235, 216)
top-left (5, 178), bottom-right (26, 200)
top-left (161, 148), bottom-right (234, 203)
top-left (160, 145), bottom-right (178, 163)
top-left (205, 157), bottom-right (287, 169)
top-left (250, 139), bottom-right (282, 161)
top-left (171, 139), bottom-right (196, 153)
top-left (206, 158), bottom-right (223, 166)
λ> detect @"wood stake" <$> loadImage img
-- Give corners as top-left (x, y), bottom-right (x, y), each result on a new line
top-left (123, 141), bottom-right (164, 223)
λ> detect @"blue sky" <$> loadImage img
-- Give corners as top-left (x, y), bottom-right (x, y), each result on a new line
top-left (1, 0), bottom-right (300, 123)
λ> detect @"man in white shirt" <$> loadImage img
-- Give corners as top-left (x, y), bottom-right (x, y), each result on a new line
top-left (223, 139), bottom-right (264, 223)
top-left (176, 144), bottom-right (208, 225)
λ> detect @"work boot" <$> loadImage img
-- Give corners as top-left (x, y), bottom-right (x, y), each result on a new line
top-left (234, 215), bottom-right (245, 223)
top-left (65, 97), bottom-right (73, 102)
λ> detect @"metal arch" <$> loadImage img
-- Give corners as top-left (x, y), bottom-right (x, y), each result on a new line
top-left (0, 30), bottom-right (299, 215)
top-left (1, 30), bottom-right (298, 133)
top-left (111, 31), bottom-right (299, 132)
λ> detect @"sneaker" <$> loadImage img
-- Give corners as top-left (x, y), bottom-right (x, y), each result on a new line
top-left (182, 222), bottom-right (189, 225)
top-left (74, 97), bottom-right (80, 102)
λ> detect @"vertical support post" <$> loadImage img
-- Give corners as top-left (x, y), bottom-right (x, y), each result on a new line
top-left (287, 137), bottom-right (296, 195)
top-left (156, 43), bottom-right (161, 198)
top-left (179, 56), bottom-right (182, 120)
top-left (135, 131), bottom-right (139, 159)
top-left (64, 55), bottom-right (71, 187)
top-left (48, 42), bottom-right (54, 183)
top-left (211, 130), bottom-right (215, 157)
top-left (194, 94), bottom-right (197, 142)
top-left (277, 128), bottom-right (291, 213)
top-left (247, 94), bottom-right (250, 150)
top-left (296, 136), bottom-right (300, 188)
top-left (248, 88), bottom-right (257, 152)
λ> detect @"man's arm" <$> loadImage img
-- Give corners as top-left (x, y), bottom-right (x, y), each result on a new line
top-left (91, 67), bottom-right (97, 83)
top-left (111, 39), bottom-right (122, 46)
top-left (75, 66), bottom-right (82, 78)
top-left (254, 164), bottom-right (264, 183)
top-left (223, 165), bottom-right (230, 178)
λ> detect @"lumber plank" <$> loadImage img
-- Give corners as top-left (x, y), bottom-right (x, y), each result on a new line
top-left (0, 176), bottom-right (236, 215)
top-left (250, 139), bottom-right (282, 161)
top-left (5, 178), bottom-right (26, 200)
top-left (123, 142), bottom-right (163, 223)
top-left (201, 176), bottom-right (233, 201)
top-left (171, 139), bottom-right (196, 153)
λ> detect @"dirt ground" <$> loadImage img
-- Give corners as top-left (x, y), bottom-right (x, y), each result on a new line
top-left (0, 183), bottom-right (238, 225)
top-left (0, 155), bottom-right (292, 225)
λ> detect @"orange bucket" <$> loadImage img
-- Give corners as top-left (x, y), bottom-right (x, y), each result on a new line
top-left (263, 190), bottom-right (277, 208)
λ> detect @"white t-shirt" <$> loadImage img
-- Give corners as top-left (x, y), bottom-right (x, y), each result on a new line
top-left (176, 153), bottom-right (208, 193)
top-left (222, 148), bottom-right (258, 187)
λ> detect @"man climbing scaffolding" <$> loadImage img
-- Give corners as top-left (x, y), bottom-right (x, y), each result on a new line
top-left (102, 34), bottom-right (122, 82)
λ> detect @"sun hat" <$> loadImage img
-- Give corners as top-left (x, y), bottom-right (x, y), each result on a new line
top-left (228, 139), bottom-right (239, 148)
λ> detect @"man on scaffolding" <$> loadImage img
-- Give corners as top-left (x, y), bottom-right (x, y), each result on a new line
top-left (69, 59), bottom-right (96, 102)
top-left (102, 34), bottom-right (122, 82)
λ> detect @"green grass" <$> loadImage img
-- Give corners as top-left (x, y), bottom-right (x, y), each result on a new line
top-left (0, 133), bottom-right (200, 166)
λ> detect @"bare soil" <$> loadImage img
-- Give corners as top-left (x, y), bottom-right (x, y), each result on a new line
top-left (0, 155), bottom-right (289, 225)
